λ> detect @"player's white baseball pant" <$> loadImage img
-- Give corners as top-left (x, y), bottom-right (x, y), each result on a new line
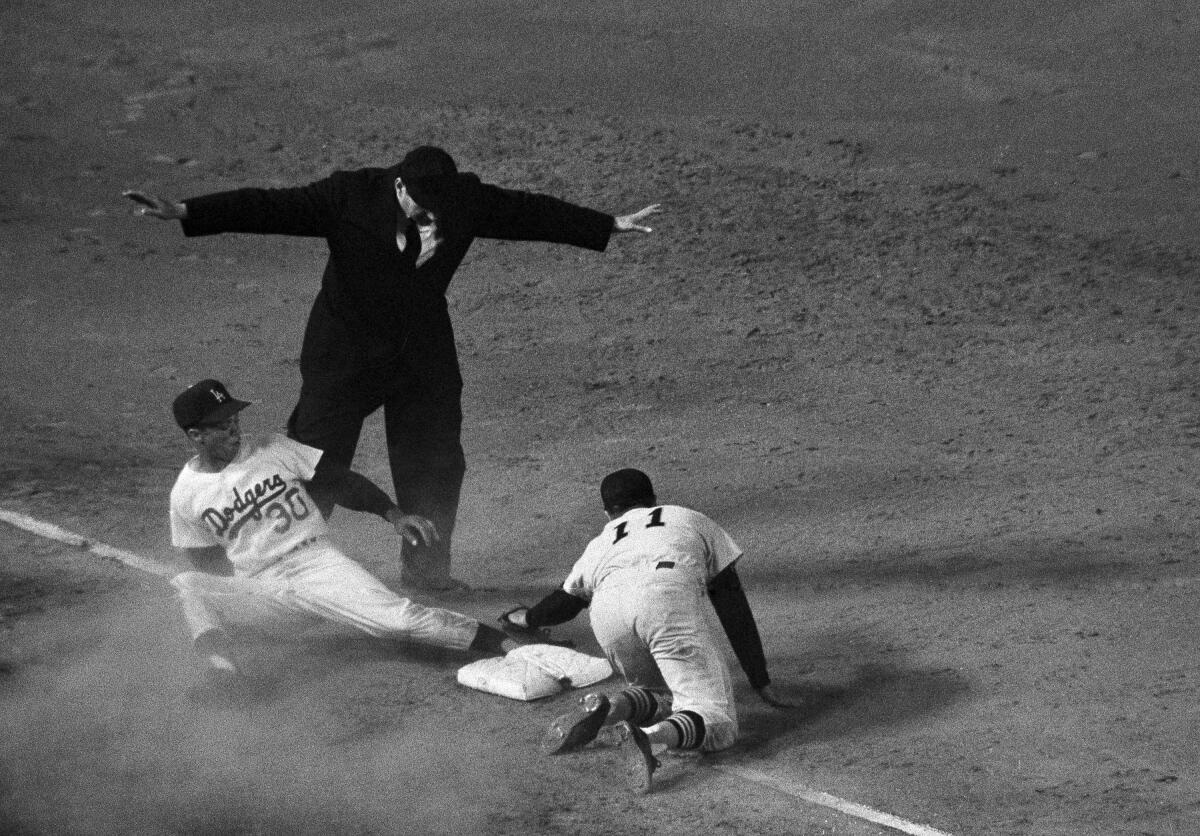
top-left (589, 573), bottom-right (738, 752)
top-left (171, 537), bottom-right (479, 650)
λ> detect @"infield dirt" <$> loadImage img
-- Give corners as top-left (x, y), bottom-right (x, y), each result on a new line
top-left (2, 2), bottom-right (1199, 834)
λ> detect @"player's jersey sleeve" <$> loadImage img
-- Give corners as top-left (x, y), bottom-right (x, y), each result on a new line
top-left (170, 509), bottom-right (218, 548)
top-left (695, 511), bottom-right (744, 580)
top-left (561, 538), bottom-right (604, 602)
top-left (169, 468), bottom-right (219, 549)
top-left (264, 433), bottom-right (323, 480)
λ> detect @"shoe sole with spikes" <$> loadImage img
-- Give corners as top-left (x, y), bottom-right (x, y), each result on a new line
top-left (541, 693), bottom-right (611, 754)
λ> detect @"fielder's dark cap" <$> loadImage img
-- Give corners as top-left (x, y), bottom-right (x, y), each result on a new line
top-left (398, 145), bottom-right (461, 212)
top-left (600, 468), bottom-right (657, 513)
top-left (172, 379), bottom-right (251, 429)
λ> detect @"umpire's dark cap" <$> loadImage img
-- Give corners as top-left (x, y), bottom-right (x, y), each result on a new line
top-left (173, 379), bottom-right (251, 429)
top-left (601, 468), bottom-right (657, 513)
top-left (399, 145), bottom-right (462, 213)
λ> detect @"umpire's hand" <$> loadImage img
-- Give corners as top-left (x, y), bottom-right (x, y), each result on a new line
top-left (385, 509), bottom-right (440, 548)
top-left (123, 190), bottom-right (188, 220)
top-left (613, 203), bottom-right (662, 233)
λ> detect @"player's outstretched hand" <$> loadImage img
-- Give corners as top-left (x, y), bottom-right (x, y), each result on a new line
top-left (123, 190), bottom-right (188, 220)
top-left (387, 510), bottom-right (439, 548)
top-left (613, 203), bottom-right (661, 234)
top-left (756, 683), bottom-right (805, 710)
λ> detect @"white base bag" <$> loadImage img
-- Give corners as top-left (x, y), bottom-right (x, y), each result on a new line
top-left (457, 644), bottom-right (613, 701)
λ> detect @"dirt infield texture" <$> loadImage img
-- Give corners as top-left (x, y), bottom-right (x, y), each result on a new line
top-left (3, 2), bottom-right (1199, 834)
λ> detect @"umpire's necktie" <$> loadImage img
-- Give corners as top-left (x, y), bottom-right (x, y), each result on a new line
top-left (400, 219), bottom-right (421, 265)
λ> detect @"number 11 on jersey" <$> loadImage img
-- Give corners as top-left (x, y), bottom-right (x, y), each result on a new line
top-left (612, 507), bottom-right (666, 543)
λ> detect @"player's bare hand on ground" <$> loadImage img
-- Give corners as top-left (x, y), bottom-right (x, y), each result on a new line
top-left (123, 190), bottom-right (187, 220)
top-left (386, 510), bottom-right (439, 548)
top-left (756, 683), bottom-right (805, 709)
top-left (613, 203), bottom-right (661, 233)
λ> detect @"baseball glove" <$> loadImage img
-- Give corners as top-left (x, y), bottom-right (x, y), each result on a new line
top-left (498, 605), bottom-right (575, 648)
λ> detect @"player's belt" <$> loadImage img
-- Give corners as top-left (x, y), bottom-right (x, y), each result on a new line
top-left (287, 535), bottom-right (322, 554)
top-left (249, 535), bottom-right (326, 577)
top-left (601, 563), bottom-right (700, 588)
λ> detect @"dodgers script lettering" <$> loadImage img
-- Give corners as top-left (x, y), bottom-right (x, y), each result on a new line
top-left (201, 474), bottom-right (289, 538)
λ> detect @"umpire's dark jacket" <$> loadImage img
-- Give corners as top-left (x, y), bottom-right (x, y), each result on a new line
top-left (180, 165), bottom-right (614, 391)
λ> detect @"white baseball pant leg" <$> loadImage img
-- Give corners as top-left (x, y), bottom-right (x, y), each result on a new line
top-left (172, 539), bottom-right (479, 650)
top-left (590, 576), bottom-right (739, 751)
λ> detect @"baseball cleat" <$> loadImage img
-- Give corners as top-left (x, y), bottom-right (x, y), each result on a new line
top-left (541, 692), bottom-right (610, 754)
top-left (614, 721), bottom-right (660, 794)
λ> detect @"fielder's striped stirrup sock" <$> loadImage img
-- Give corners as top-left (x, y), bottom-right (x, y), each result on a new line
top-left (619, 686), bottom-right (659, 725)
top-left (665, 710), bottom-right (706, 750)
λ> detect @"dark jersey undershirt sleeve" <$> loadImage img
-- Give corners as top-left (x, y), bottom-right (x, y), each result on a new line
top-left (525, 588), bottom-right (589, 628)
top-left (708, 564), bottom-right (771, 690)
top-left (306, 459), bottom-right (395, 519)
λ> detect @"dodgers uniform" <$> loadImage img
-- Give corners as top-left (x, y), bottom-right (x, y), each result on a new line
top-left (169, 433), bottom-right (478, 649)
top-left (562, 504), bottom-right (742, 751)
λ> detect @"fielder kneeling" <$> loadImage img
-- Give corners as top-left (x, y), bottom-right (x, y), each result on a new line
top-left (502, 468), bottom-right (791, 792)
top-left (167, 378), bottom-right (521, 698)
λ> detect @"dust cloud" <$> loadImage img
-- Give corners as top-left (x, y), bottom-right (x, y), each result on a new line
top-left (0, 588), bottom-right (526, 836)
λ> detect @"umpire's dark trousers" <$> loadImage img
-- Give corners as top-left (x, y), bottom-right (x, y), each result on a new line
top-left (286, 359), bottom-right (464, 586)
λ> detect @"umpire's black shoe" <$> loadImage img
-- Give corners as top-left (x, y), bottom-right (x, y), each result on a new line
top-left (541, 692), bottom-right (610, 754)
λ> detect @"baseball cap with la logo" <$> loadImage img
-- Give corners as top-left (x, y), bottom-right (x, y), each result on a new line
top-left (172, 379), bottom-right (252, 429)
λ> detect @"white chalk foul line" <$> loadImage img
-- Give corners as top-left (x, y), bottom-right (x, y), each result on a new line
top-left (0, 507), bottom-right (171, 578)
top-left (712, 764), bottom-right (955, 836)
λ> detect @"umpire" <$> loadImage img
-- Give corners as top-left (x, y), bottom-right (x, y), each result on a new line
top-left (127, 145), bottom-right (660, 591)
